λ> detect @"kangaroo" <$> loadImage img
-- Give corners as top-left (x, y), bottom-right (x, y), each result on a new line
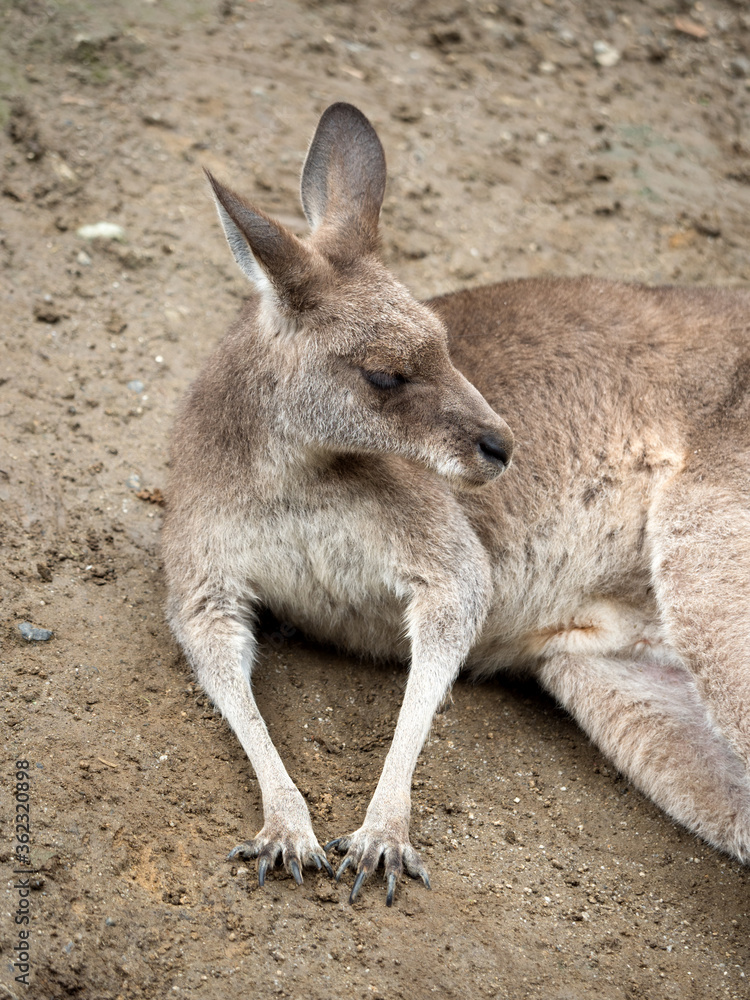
top-left (163, 102), bottom-right (750, 906)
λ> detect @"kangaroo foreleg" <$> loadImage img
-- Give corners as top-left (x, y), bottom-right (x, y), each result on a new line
top-left (328, 574), bottom-right (491, 905)
top-left (172, 598), bottom-right (333, 884)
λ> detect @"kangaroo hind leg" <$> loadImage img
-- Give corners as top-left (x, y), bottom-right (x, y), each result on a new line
top-left (649, 465), bottom-right (750, 767)
top-left (539, 651), bottom-right (750, 862)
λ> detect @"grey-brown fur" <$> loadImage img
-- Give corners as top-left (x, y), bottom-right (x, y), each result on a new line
top-left (163, 102), bottom-right (750, 906)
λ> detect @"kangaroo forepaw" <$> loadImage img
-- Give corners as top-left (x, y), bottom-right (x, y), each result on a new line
top-left (229, 828), bottom-right (334, 887)
top-left (324, 830), bottom-right (431, 906)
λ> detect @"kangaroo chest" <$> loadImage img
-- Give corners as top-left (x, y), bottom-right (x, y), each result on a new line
top-left (247, 498), bottom-right (408, 659)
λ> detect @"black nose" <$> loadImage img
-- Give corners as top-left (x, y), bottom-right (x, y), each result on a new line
top-left (478, 433), bottom-right (510, 469)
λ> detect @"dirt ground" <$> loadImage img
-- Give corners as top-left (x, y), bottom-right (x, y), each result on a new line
top-left (2, 1), bottom-right (750, 997)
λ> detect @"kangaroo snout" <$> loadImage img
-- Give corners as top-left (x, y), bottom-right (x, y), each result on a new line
top-left (441, 371), bottom-right (514, 486)
top-left (460, 419), bottom-right (513, 486)
top-left (434, 413), bottom-right (513, 489)
top-left (477, 430), bottom-right (512, 472)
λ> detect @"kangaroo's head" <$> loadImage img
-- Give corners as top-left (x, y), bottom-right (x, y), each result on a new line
top-left (206, 102), bottom-right (513, 489)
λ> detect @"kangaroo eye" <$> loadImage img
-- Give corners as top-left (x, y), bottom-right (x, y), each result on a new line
top-left (362, 370), bottom-right (407, 390)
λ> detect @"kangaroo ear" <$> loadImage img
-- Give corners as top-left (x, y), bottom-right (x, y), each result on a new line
top-left (206, 170), bottom-right (317, 310)
top-left (300, 103), bottom-right (386, 253)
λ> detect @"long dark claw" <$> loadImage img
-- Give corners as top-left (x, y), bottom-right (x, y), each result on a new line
top-left (258, 856), bottom-right (270, 887)
top-left (228, 841), bottom-right (255, 861)
top-left (335, 856), bottom-right (354, 882)
top-left (386, 871), bottom-right (397, 907)
top-left (404, 848), bottom-right (432, 891)
top-left (290, 859), bottom-right (303, 885)
top-left (324, 838), bottom-right (342, 853)
top-left (349, 868), bottom-right (369, 904)
top-left (314, 853), bottom-right (335, 878)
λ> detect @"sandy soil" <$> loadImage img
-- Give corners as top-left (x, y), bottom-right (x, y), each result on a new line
top-left (2, 1), bottom-right (750, 998)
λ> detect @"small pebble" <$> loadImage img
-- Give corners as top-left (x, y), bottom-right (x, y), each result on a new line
top-left (76, 222), bottom-right (125, 241)
top-left (142, 111), bottom-right (172, 127)
top-left (77, 250), bottom-right (92, 266)
top-left (729, 56), bottom-right (750, 79)
top-left (126, 474), bottom-right (142, 489)
top-left (315, 882), bottom-right (338, 903)
top-left (593, 40), bottom-right (621, 68)
top-left (18, 621), bottom-right (53, 642)
top-left (127, 380), bottom-right (145, 393)
top-left (33, 300), bottom-right (62, 324)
